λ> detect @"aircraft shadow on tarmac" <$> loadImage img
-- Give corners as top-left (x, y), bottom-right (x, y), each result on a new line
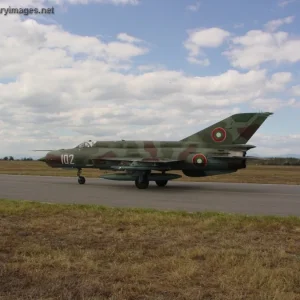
top-left (57, 179), bottom-right (268, 194)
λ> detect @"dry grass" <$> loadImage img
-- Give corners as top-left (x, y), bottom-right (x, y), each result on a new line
top-left (0, 160), bottom-right (300, 185)
top-left (1, 199), bottom-right (300, 300)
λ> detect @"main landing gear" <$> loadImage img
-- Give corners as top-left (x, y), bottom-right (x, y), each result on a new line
top-left (135, 173), bottom-right (149, 189)
top-left (76, 168), bottom-right (170, 189)
top-left (134, 172), bottom-right (169, 189)
top-left (77, 168), bottom-right (86, 184)
top-left (155, 180), bottom-right (168, 187)
top-left (154, 170), bottom-right (168, 187)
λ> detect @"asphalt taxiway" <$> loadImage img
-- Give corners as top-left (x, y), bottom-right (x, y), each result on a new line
top-left (0, 174), bottom-right (300, 216)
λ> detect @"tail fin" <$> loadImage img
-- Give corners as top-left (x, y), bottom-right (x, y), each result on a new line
top-left (180, 112), bottom-right (273, 144)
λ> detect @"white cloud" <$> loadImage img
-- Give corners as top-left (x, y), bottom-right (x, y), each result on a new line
top-left (278, 0), bottom-right (296, 8)
top-left (0, 17), bottom-right (148, 79)
top-left (250, 133), bottom-right (300, 156)
top-left (117, 33), bottom-right (143, 43)
top-left (186, 1), bottom-right (201, 12)
top-left (137, 64), bottom-right (165, 72)
top-left (223, 29), bottom-right (300, 69)
top-left (291, 85), bottom-right (300, 96)
top-left (184, 27), bottom-right (231, 65)
top-left (264, 16), bottom-right (295, 32)
top-left (0, 14), bottom-right (299, 158)
top-left (265, 72), bottom-right (292, 91)
top-left (187, 57), bottom-right (210, 66)
top-left (250, 97), bottom-right (296, 111)
top-left (0, 0), bottom-right (139, 6)
top-left (65, 0), bottom-right (139, 4)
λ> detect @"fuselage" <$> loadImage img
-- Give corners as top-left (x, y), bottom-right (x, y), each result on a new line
top-left (37, 111), bottom-right (271, 186)
top-left (40, 140), bottom-right (247, 176)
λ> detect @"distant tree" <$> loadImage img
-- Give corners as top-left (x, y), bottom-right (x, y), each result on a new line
top-left (18, 157), bottom-right (34, 161)
top-left (247, 156), bottom-right (300, 166)
top-left (23, 157), bottom-right (33, 161)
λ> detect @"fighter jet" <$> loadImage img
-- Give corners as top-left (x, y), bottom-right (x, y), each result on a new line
top-left (38, 112), bottom-right (272, 189)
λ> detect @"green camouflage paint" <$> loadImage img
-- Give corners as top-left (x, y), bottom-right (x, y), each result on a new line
top-left (180, 112), bottom-right (273, 144)
top-left (39, 112), bottom-right (273, 184)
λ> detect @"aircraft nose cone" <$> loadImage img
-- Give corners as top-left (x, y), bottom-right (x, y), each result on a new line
top-left (38, 156), bottom-right (47, 162)
top-left (38, 151), bottom-right (52, 162)
top-left (38, 151), bottom-right (61, 164)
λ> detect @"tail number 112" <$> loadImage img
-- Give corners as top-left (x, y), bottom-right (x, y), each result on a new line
top-left (61, 154), bottom-right (74, 165)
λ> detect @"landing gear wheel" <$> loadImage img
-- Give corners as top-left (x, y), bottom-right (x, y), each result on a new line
top-left (77, 168), bottom-right (85, 184)
top-left (155, 180), bottom-right (168, 187)
top-left (135, 177), bottom-right (149, 189)
top-left (78, 176), bottom-right (86, 184)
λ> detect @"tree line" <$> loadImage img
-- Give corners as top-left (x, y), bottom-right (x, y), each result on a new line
top-left (248, 157), bottom-right (300, 166)
top-left (0, 156), bottom-right (33, 161)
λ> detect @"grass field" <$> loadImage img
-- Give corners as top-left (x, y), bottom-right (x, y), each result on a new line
top-left (1, 199), bottom-right (300, 300)
top-left (0, 160), bottom-right (300, 184)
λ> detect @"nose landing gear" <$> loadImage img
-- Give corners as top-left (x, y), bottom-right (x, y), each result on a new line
top-left (77, 168), bottom-right (86, 184)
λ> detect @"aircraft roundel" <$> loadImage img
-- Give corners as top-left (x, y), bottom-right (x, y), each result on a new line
top-left (192, 153), bottom-right (207, 166)
top-left (211, 127), bottom-right (226, 142)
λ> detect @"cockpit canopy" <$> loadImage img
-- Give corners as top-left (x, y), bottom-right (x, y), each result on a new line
top-left (75, 140), bottom-right (96, 148)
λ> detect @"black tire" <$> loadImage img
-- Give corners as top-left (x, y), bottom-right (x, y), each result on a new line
top-left (155, 180), bottom-right (168, 187)
top-left (78, 176), bottom-right (86, 184)
top-left (135, 178), bottom-right (149, 189)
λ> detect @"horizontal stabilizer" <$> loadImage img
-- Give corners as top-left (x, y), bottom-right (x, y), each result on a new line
top-left (32, 150), bottom-right (54, 151)
top-left (209, 155), bottom-right (264, 160)
top-left (218, 144), bottom-right (256, 150)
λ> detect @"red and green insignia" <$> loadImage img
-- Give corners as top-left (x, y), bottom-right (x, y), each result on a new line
top-left (211, 127), bottom-right (226, 142)
top-left (192, 153), bottom-right (207, 166)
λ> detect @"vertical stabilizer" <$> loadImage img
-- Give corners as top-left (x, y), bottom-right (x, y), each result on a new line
top-left (180, 112), bottom-right (273, 144)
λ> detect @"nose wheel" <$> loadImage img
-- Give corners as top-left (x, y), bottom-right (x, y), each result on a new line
top-left (77, 168), bottom-right (86, 184)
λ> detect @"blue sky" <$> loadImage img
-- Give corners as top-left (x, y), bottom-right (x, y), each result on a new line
top-left (46, 0), bottom-right (300, 76)
top-left (48, 0), bottom-right (300, 134)
top-left (1, 0), bottom-right (300, 157)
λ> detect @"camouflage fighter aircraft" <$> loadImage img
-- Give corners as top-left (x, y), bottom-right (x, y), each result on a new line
top-left (38, 112), bottom-right (272, 189)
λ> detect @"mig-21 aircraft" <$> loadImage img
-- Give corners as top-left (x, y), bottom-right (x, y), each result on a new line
top-left (38, 112), bottom-right (272, 189)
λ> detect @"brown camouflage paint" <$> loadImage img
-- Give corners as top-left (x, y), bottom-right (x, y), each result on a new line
top-left (144, 141), bottom-right (158, 158)
top-left (40, 112), bottom-right (273, 175)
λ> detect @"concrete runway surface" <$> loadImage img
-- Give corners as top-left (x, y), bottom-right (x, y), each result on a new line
top-left (1, 174), bottom-right (300, 216)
